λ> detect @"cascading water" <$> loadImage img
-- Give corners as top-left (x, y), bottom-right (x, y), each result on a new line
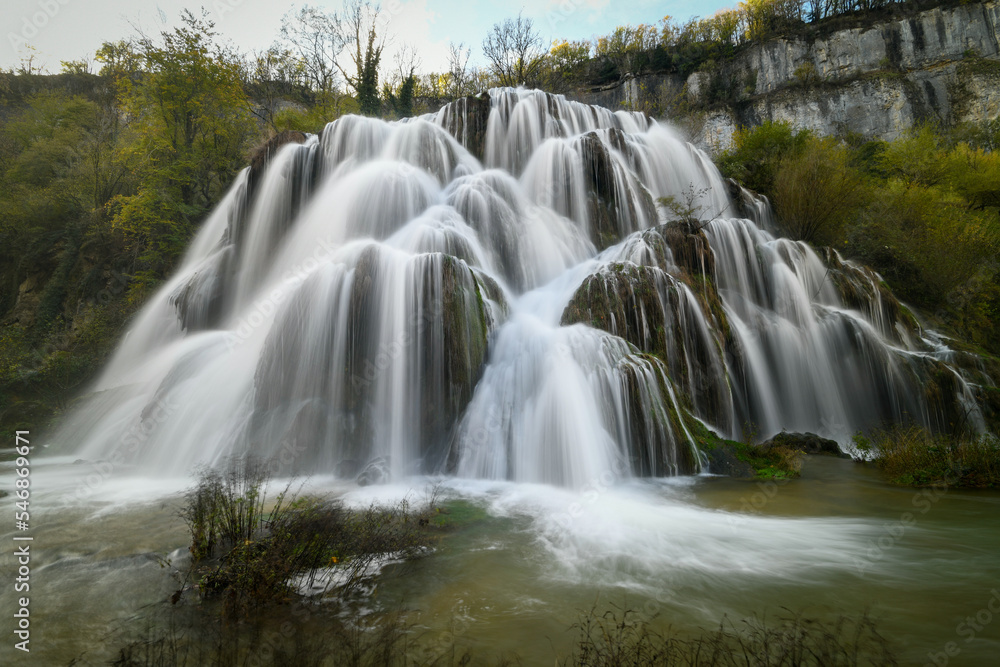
top-left (57, 88), bottom-right (989, 487)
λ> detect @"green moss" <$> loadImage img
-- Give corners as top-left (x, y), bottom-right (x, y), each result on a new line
top-left (685, 415), bottom-right (801, 480)
top-left (957, 56), bottom-right (1000, 79)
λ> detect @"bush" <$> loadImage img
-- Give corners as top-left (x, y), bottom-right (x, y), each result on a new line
top-left (717, 121), bottom-right (811, 196)
top-left (722, 122), bottom-right (1000, 355)
top-left (110, 606), bottom-right (415, 667)
top-left (855, 426), bottom-right (1000, 487)
top-left (773, 138), bottom-right (868, 244)
top-left (181, 457), bottom-right (431, 618)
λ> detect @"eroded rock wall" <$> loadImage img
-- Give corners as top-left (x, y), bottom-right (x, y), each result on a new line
top-left (570, 2), bottom-right (1000, 152)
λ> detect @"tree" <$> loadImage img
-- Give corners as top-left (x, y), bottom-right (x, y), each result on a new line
top-left (384, 43), bottom-right (419, 116)
top-left (279, 5), bottom-right (349, 121)
top-left (0, 86), bottom-right (137, 335)
top-left (547, 39), bottom-right (591, 91)
top-left (95, 40), bottom-right (142, 86)
top-left (113, 10), bottom-right (255, 279)
top-left (773, 138), bottom-right (867, 244)
top-left (390, 43), bottom-right (420, 88)
top-left (60, 59), bottom-right (93, 75)
top-left (394, 74), bottom-right (416, 117)
top-left (247, 46), bottom-right (307, 130)
top-left (447, 41), bottom-right (472, 97)
top-left (482, 13), bottom-right (544, 87)
top-left (717, 120), bottom-right (811, 196)
top-left (595, 24), bottom-right (659, 77)
top-left (280, 6), bottom-right (344, 97)
top-left (333, 0), bottom-right (385, 116)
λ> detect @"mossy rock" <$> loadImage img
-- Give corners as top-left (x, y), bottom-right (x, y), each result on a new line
top-left (821, 247), bottom-right (920, 342)
top-left (421, 254), bottom-right (491, 471)
top-left (561, 224), bottom-right (733, 429)
top-left (562, 263), bottom-right (672, 360)
top-left (686, 417), bottom-right (802, 480)
top-left (577, 130), bottom-right (658, 250)
top-left (760, 431), bottom-right (848, 458)
top-left (618, 352), bottom-right (701, 476)
top-left (437, 92), bottom-right (491, 162)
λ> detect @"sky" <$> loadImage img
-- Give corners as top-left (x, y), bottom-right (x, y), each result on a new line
top-left (2, 0), bottom-right (732, 76)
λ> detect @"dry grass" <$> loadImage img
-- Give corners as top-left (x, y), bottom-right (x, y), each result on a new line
top-left (855, 425), bottom-right (1000, 487)
top-left (564, 606), bottom-right (896, 667)
top-left (179, 456), bottom-right (431, 618)
top-left (109, 607), bottom-right (416, 667)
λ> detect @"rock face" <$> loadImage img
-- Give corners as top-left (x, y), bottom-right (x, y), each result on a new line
top-left (435, 92), bottom-right (492, 161)
top-left (760, 431), bottom-right (848, 458)
top-left (576, 130), bottom-right (659, 249)
top-left (569, 2), bottom-right (1000, 152)
top-left (574, 74), bottom-right (685, 114)
top-left (248, 130), bottom-right (308, 178)
top-left (561, 223), bottom-right (735, 432)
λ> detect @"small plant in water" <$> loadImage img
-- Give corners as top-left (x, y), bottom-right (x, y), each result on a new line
top-left (178, 455), bottom-right (434, 619)
top-left (656, 183), bottom-right (725, 231)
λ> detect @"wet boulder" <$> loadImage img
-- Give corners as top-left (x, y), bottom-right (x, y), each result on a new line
top-left (357, 457), bottom-right (391, 486)
top-left (821, 247), bottom-right (920, 345)
top-left (437, 92), bottom-right (492, 162)
top-left (618, 353), bottom-right (701, 476)
top-left (249, 130), bottom-right (308, 180)
top-left (562, 263), bottom-right (672, 359)
top-left (702, 446), bottom-right (756, 478)
top-left (577, 130), bottom-right (658, 250)
top-left (169, 247), bottom-right (233, 331)
top-left (760, 431), bottom-right (848, 458)
top-left (562, 258), bottom-right (734, 431)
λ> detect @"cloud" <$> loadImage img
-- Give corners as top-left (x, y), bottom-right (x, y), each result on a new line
top-left (384, 0), bottom-right (451, 75)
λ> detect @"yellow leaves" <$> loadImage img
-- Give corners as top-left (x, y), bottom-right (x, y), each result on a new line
top-left (549, 39), bottom-right (591, 70)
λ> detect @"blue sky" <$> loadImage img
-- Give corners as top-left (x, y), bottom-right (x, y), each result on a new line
top-left (3, 0), bottom-right (731, 74)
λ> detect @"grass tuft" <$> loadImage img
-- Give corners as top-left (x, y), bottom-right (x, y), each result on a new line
top-left (564, 605), bottom-right (896, 667)
top-left (854, 426), bottom-right (1000, 487)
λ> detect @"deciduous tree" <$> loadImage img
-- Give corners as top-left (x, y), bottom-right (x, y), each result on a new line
top-left (482, 13), bottom-right (544, 87)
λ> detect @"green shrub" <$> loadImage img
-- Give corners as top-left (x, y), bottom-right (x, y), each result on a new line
top-left (859, 425), bottom-right (1000, 488)
top-left (773, 138), bottom-right (868, 244)
top-left (717, 121), bottom-right (811, 196)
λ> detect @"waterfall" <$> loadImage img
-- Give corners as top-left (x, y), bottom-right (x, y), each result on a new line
top-left (57, 88), bottom-right (988, 486)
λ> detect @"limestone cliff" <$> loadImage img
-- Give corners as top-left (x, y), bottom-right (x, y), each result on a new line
top-left (571, 1), bottom-right (1000, 152)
